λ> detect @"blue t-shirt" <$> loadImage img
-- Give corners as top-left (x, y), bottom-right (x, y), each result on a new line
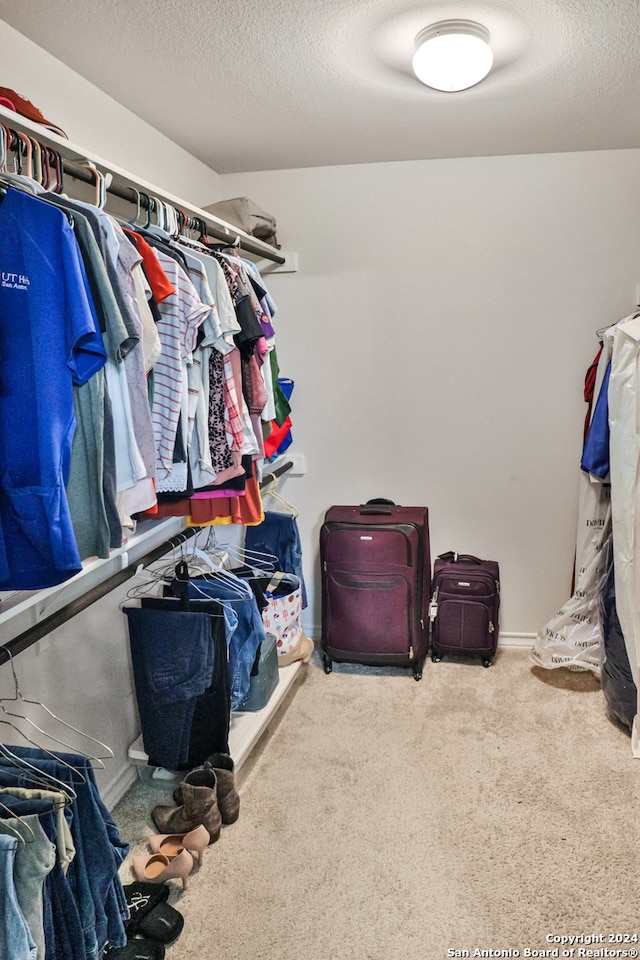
top-left (0, 188), bottom-right (106, 588)
top-left (581, 360), bottom-right (611, 479)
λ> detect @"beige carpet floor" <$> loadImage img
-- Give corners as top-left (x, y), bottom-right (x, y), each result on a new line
top-left (114, 648), bottom-right (640, 959)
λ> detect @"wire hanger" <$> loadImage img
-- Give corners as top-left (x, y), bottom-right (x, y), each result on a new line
top-left (0, 704), bottom-right (87, 785)
top-left (0, 647), bottom-right (113, 765)
top-left (176, 537), bottom-right (251, 599)
top-left (0, 801), bottom-right (36, 844)
top-left (0, 736), bottom-right (78, 801)
top-left (205, 528), bottom-right (278, 573)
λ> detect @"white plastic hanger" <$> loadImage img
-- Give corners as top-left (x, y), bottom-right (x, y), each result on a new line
top-left (260, 468), bottom-right (299, 518)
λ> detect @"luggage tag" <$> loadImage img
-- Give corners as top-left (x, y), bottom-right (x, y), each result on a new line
top-left (428, 588), bottom-right (439, 621)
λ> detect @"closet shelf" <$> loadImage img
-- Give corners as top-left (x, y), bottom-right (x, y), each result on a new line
top-left (128, 659), bottom-right (306, 781)
top-left (0, 517), bottom-right (188, 652)
top-left (0, 104), bottom-right (291, 268)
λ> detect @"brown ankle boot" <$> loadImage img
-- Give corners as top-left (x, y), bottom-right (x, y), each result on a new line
top-left (152, 769), bottom-right (222, 843)
top-left (206, 754), bottom-right (240, 825)
top-left (173, 756), bottom-right (240, 825)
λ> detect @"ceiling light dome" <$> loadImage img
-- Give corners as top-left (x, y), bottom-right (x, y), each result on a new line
top-left (412, 20), bottom-right (493, 92)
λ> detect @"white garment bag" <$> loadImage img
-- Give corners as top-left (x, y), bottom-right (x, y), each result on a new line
top-left (607, 313), bottom-right (640, 756)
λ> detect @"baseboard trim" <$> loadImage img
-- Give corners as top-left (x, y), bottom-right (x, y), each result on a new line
top-left (303, 625), bottom-right (536, 652)
top-left (101, 763), bottom-right (138, 812)
top-left (498, 633), bottom-right (536, 649)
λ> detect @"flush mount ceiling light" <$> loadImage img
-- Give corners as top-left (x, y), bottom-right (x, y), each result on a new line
top-left (412, 19), bottom-right (493, 92)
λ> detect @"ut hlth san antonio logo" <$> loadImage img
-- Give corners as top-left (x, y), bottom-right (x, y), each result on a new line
top-left (1, 272), bottom-right (30, 290)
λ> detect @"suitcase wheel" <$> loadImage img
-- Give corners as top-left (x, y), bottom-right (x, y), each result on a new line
top-left (482, 658), bottom-right (492, 668)
top-left (323, 654), bottom-right (333, 675)
top-left (412, 659), bottom-right (423, 681)
top-left (431, 652), bottom-right (441, 663)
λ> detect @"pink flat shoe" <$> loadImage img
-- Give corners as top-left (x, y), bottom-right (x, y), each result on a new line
top-left (148, 823), bottom-right (210, 866)
top-left (131, 848), bottom-right (194, 890)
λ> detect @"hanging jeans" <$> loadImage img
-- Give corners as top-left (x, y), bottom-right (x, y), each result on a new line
top-left (0, 806), bottom-right (56, 960)
top-left (245, 510), bottom-right (307, 607)
top-left (0, 833), bottom-right (37, 960)
top-left (0, 749), bottom-right (129, 959)
top-left (0, 795), bottom-right (85, 960)
top-left (126, 604), bottom-right (217, 770)
top-left (137, 596), bottom-right (231, 769)
top-left (165, 575), bottom-right (265, 710)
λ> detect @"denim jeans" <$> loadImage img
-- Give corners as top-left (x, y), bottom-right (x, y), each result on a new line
top-left (245, 510), bottom-right (307, 607)
top-left (167, 574), bottom-right (265, 709)
top-left (0, 786), bottom-right (74, 873)
top-left (140, 596), bottom-right (231, 768)
top-left (125, 605), bottom-right (215, 769)
top-left (0, 833), bottom-right (37, 960)
top-left (0, 748), bottom-right (129, 958)
top-left (0, 806), bottom-right (56, 960)
top-left (0, 795), bottom-right (85, 960)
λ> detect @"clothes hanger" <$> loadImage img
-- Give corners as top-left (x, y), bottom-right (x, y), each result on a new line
top-left (0, 802), bottom-right (35, 844)
top-left (208, 536), bottom-right (278, 573)
top-left (125, 186), bottom-right (143, 226)
top-left (201, 526), bottom-right (278, 574)
top-left (0, 125), bottom-right (7, 172)
top-left (0, 648), bottom-right (113, 765)
top-left (0, 758), bottom-right (72, 805)
top-left (30, 139), bottom-right (41, 185)
top-left (78, 161), bottom-right (104, 208)
top-left (171, 558), bottom-right (250, 604)
top-left (144, 195), bottom-right (156, 229)
top-left (262, 485), bottom-right (299, 519)
top-left (49, 148), bottom-right (64, 194)
top-left (165, 202), bottom-right (179, 237)
top-left (176, 214), bottom-right (212, 253)
top-left (0, 736), bottom-right (78, 801)
top-left (0, 705), bottom-right (88, 785)
top-left (260, 465), bottom-right (299, 518)
top-left (176, 539), bottom-right (251, 599)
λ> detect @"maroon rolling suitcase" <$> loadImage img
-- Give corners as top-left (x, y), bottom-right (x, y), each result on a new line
top-left (320, 500), bottom-right (430, 680)
top-left (429, 552), bottom-right (500, 667)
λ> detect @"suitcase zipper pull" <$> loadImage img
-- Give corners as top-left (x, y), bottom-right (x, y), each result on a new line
top-left (489, 621), bottom-right (495, 633)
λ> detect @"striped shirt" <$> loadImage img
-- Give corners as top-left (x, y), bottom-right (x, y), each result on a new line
top-left (151, 250), bottom-right (210, 481)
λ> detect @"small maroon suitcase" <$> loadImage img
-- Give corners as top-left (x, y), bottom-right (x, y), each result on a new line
top-left (320, 500), bottom-right (430, 680)
top-left (429, 552), bottom-right (500, 667)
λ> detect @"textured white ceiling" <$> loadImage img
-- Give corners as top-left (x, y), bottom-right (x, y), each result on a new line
top-left (1, 0), bottom-right (639, 173)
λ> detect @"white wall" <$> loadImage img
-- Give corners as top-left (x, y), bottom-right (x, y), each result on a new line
top-left (0, 23), bottom-right (225, 803)
top-left (221, 150), bottom-right (640, 640)
top-left (0, 20), bottom-right (222, 203)
top-left (2, 19), bottom-right (640, 803)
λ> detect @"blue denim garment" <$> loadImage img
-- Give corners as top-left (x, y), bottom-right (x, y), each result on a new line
top-left (139, 596), bottom-right (230, 768)
top-left (0, 834), bottom-right (37, 960)
top-left (0, 803), bottom-right (56, 960)
top-left (125, 605), bottom-right (214, 769)
top-left (245, 510), bottom-right (307, 607)
top-left (0, 749), bottom-right (129, 958)
top-left (176, 576), bottom-right (265, 709)
top-left (0, 795), bottom-right (85, 960)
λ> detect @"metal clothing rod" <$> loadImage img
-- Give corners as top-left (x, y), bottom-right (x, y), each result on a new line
top-left (0, 527), bottom-right (200, 665)
top-left (61, 159), bottom-right (284, 261)
top-left (260, 460), bottom-right (294, 488)
top-left (0, 104), bottom-right (286, 266)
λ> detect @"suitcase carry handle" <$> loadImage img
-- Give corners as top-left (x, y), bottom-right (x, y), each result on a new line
top-left (361, 498), bottom-right (396, 515)
top-left (437, 551), bottom-right (483, 565)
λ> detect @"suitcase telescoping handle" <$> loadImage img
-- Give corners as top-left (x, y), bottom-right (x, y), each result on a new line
top-left (360, 498), bottom-right (396, 515)
top-left (437, 551), bottom-right (483, 565)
